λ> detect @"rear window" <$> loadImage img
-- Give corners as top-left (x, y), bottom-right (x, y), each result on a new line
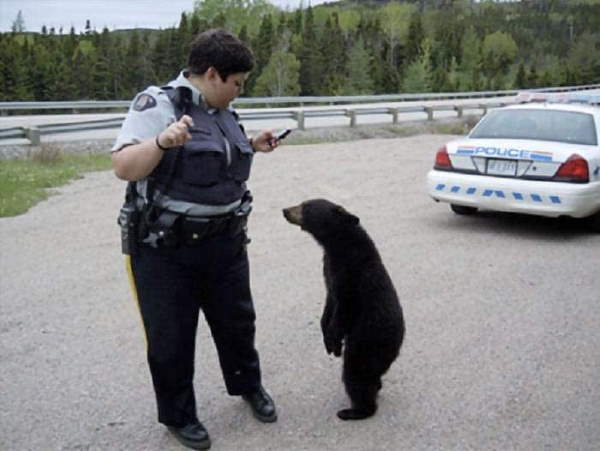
top-left (470, 109), bottom-right (598, 145)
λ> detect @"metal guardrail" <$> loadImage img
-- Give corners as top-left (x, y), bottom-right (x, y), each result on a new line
top-left (0, 102), bottom-right (506, 145)
top-left (1, 84), bottom-right (598, 113)
top-left (1, 84), bottom-right (598, 146)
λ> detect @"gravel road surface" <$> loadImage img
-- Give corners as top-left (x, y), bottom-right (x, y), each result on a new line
top-left (1, 134), bottom-right (599, 451)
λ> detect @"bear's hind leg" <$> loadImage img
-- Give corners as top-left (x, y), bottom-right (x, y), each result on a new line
top-left (337, 381), bottom-right (379, 420)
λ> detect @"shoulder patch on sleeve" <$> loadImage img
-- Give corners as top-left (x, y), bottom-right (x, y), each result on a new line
top-left (133, 93), bottom-right (157, 112)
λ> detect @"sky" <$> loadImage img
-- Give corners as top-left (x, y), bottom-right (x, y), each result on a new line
top-left (0, 0), bottom-right (337, 33)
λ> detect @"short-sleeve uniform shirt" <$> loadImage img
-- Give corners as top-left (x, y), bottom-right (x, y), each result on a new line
top-left (112, 71), bottom-right (206, 152)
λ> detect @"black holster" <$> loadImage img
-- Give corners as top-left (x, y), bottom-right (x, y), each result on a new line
top-left (118, 202), bottom-right (140, 255)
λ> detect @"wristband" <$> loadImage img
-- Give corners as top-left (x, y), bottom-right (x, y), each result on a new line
top-left (155, 135), bottom-right (169, 151)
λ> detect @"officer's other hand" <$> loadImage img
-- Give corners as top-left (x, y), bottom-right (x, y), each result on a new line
top-left (252, 130), bottom-right (279, 153)
top-left (157, 115), bottom-right (194, 149)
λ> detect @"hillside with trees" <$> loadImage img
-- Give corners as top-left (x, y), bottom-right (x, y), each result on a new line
top-left (1, 0), bottom-right (599, 101)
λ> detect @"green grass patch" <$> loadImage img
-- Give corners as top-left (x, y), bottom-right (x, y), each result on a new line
top-left (431, 122), bottom-right (471, 135)
top-left (0, 148), bottom-right (112, 217)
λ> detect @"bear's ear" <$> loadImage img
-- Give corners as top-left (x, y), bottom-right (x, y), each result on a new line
top-left (346, 213), bottom-right (360, 226)
top-left (336, 206), bottom-right (360, 226)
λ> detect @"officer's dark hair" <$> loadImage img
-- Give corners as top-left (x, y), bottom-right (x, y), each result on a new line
top-left (188, 28), bottom-right (254, 81)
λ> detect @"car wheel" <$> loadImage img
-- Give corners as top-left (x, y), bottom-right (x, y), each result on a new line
top-left (587, 211), bottom-right (600, 233)
top-left (450, 204), bottom-right (478, 215)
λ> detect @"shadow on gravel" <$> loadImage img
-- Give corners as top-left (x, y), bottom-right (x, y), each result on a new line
top-left (431, 210), bottom-right (595, 241)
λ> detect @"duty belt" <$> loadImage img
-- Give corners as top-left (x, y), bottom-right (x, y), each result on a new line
top-left (141, 195), bottom-right (252, 249)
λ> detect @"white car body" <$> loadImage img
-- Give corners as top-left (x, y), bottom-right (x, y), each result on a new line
top-left (427, 101), bottom-right (600, 221)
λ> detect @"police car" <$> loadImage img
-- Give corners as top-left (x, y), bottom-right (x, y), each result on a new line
top-left (427, 93), bottom-right (600, 231)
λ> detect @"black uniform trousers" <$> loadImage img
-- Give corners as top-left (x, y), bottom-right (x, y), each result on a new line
top-left (129, 230), bottom-right (261, 427)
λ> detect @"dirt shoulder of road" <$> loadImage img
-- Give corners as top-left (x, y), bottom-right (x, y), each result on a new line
top-left (282, 116), bottom-right (480, 145)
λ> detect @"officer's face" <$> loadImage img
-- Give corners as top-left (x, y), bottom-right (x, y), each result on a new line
top-left (204, 69), bottom-right (248, 109)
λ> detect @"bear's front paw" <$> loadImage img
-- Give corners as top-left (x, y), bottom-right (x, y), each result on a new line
top-left (332, 341), bottom-right (342, 357)
top-left (325, 337), bottom-right (342, 356)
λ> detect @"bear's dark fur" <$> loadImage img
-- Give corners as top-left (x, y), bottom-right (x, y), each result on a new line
top-left (283, 199), bottom-right (405, 420)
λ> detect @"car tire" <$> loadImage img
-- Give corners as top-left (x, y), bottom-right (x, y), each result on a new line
top-left (587, 211), bottom-right (600, 233)
top-left (450, 204), bottom-right (478, 215)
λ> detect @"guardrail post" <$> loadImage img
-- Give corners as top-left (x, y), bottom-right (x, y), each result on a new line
top-left (346, 110), bottom-right (356, 128)
top-left (454, 106), bottom-right (463, 118)
top-left (424, 107), bottom-right (434, 121)
top-left (25, 127), bottom-right (41, 146)
top-left (293, 111), bottom-right (305, 130)
top-left (387, 108), bottom-right (399, 124)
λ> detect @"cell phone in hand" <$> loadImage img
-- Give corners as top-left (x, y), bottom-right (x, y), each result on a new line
top-left (275, 129), bottom-right (292, 141)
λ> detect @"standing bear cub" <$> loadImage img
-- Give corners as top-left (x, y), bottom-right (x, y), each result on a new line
top-left (283, 199), bottom-right (405, 420)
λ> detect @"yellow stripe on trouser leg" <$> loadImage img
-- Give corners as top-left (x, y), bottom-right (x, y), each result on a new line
top-left (124, 255), bottom-right (148, 350)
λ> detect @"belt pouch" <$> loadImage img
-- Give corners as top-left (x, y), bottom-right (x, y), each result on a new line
top-left (181, 216), bottom-right (216, 245)
top-left (118, 204), bottom-right (139, 255)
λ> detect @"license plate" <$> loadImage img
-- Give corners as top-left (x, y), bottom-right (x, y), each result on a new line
top-left (487, 159), bottom-right (517, 176)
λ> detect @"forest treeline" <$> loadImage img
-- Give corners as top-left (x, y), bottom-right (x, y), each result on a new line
top-left (1, 0), bottom-right (599, 102)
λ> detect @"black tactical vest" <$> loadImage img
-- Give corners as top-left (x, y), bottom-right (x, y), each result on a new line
top-left (150, 87), bottom-right (253, 206)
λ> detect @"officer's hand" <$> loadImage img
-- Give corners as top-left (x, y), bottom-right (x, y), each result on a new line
top-left (157, 115), bottom-right (194, 149)
top-left (251, 130), bottom-right (279, 153)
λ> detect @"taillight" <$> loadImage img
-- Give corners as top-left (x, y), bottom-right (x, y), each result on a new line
top-left (434, 145), bottom-right (452, 170)
top-left (554, 154), bottom-right (589, 183)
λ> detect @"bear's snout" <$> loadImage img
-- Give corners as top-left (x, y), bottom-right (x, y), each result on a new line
top-left (283, 205), bottom-right (303, 226)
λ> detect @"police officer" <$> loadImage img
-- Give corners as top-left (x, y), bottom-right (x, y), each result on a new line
top-left (112, 29), bottom-right (280, 450)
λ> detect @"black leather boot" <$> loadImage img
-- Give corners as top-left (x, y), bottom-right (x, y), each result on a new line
top-left (167, 422), bottom-right (211, 450)
top-left (242, 386), bottom-right (277, 423)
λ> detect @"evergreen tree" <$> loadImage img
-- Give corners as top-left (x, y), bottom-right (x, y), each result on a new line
top-left (292, 9), bottom-right (303, 35)
top-left (152, 31), bottom-right (171, 82)
top-left (27, 38), bottom-right (54, 100)
top-left (526, 66), bottom-right (539, 88)
top-left (71, 46), bottom-right (94, 99)
top-left (405, 12), bottom-right (424, 65)
top-left (515, 63), bottom-right (526, 88)
top-left (11, 10), bottom-right (26, 33)
top-left (456, 26), bottom-right (482, 91)
top-left (93, 54), bottom-right (112, 99)
top-left (339, 37), bottom-right (374, 95)
top-left (1, 0), bottom-right (598, 100)
top-left (319, 13), bottom-right (347, 95)
top-left (0, 36), bottom-right (5, 100)
top-left (0, 36), bottom-right (30, 99)
top-left (248, 13), bottom-right (275, 93)
top-left (126, 31), bottom-right (158, 95)
top-left (51, 53), bottom-right (74, 100)
top-left (298, 7), bottom-right (322, 95)
top-left (164, 28), bottom-right (183, 79)
top-left (567, 32), bottom-right (600, 85)
top-left (176, 13), bottom-right (191, 69)
top-left (402, 39), bottom-right (432, 93)
top-left (64, 27), bottom-right (78, 59)
top-left (238, 25), bottom-right (250, 47)
top-left (277, 12), bottom-right (287, 36)
top-left (189, 13), bottom-right (204, 36)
